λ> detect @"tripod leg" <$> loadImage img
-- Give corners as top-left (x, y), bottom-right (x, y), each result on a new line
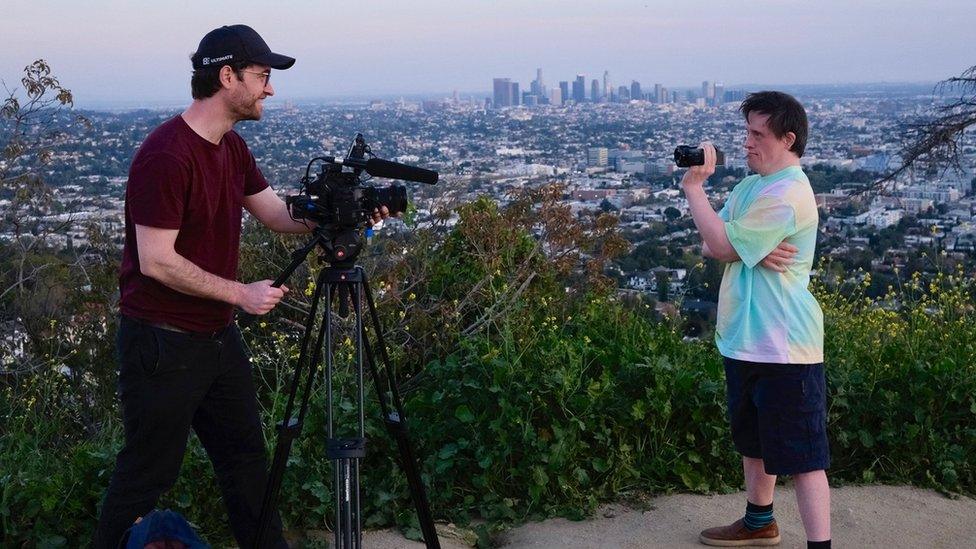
top-left (255, 268), bottom-right (330, 549)
top-left (360, 270), bottom-right (442, 549)
top-left (353, 281), bottom-right (365, 549)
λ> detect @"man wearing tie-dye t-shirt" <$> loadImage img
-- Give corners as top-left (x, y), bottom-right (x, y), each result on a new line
top-left (681, 92), bottom-right (831, 549)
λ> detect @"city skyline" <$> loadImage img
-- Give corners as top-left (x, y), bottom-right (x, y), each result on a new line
top-left (2, 0), bottom-right (975, 108)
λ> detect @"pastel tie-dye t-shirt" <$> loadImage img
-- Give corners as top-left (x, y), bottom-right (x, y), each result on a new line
top-left (716, 165), bottom-right (823, 364)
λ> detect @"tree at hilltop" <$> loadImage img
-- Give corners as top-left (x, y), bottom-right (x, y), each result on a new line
top-left (879, 65), bottom-right (976, 185)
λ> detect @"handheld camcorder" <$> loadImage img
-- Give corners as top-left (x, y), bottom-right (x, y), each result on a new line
top-left (673, 145), bottom-right (725, 168)
top-left (286, 134), bottom-right (438, 264)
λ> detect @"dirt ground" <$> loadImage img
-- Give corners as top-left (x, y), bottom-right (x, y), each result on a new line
top-left (360, 485), bottom-right (976, 548)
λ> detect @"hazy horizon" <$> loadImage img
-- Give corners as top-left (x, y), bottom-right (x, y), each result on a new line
top-left (2, 0), bottom-right (974, 109)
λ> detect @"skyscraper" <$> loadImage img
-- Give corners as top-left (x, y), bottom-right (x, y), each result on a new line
top-left (559, 81), bottom-right (570, 104)
top-left (510, 81), bottom-right (520, 106)
top-left (493, 78), bottom-right (512, 108)
top-left (654, 83), bottom-right (665, 104)
top-left (550, 85), bottom-right (563, 106)
top-left (631, 80), bottom-right (642, 102)
top-left (603, 70), bottom-right (611, 99)
top-left (713, 82), bottom-right (725, 106)
top-left (702, 80), bottom-right (715, 102)
top-left (573, 74), bottom-right (586, 102)
top-left (591, 79), bottom-right (600, 102)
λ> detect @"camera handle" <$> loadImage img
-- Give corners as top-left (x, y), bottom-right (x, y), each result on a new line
top-left (253, 231), bottom-right (440, 549)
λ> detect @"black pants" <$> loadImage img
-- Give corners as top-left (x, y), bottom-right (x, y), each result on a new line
top-left (93, 316), bottom-right (286, 548)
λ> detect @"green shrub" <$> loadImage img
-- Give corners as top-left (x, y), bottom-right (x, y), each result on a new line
top-left (2, 196), bottom-right (974, 546)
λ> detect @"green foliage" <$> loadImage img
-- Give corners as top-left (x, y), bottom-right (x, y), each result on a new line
top-left (2, 196), bottom-right (975, 546)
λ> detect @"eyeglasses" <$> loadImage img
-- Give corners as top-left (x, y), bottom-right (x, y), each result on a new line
top-left (242, 70), bottom-right (271, 85)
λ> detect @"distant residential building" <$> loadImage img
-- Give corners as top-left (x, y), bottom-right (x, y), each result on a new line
top-left (856, 208), bottom-right (904, 228)
top-left (587, 147), bottom-right (609, 167)
top-left (574, 188), bottom-right (613, 201)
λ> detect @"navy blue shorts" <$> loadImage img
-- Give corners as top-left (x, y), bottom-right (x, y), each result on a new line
top-left (724, 357), bottom-right (830, 476)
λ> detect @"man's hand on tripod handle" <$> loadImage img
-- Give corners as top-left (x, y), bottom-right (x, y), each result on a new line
top-left (239, 206), bottom-right (388, 321)
top-left (370, 205), bottom-right (392, 227)
top-left (237, 280), bottom-right (290, 315)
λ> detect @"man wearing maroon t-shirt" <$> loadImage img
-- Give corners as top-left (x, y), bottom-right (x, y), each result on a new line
top-left (94, 25), bottom-right (387, 548)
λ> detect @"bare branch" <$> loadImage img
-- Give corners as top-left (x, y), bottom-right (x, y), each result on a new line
top-left (874, 64), bottom-right (976, 190)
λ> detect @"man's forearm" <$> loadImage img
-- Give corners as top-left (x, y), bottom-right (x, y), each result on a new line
top-left (684, 185), bottom-right (738, 262)
top-left (143, 252), bottom-right (243, 305)
top-left (263, 208), bottom-right (314, 233)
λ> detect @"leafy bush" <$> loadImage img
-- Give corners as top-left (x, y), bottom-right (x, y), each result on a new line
top-left (2, 194), bottom-right (975, 546)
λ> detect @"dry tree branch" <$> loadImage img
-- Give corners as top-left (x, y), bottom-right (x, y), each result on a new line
top-left (873, 65), bottom-right (976, 190)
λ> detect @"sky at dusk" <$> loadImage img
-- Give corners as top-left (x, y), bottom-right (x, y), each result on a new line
top-left (2, 0), bottom-right (975, 108)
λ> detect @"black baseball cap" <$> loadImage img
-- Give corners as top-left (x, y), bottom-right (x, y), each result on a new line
top-left (191, 24), bottom-right (295, 71)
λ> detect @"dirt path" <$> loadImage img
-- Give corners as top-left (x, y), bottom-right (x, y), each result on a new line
top-left (362, 485), bottom-right (976, 548)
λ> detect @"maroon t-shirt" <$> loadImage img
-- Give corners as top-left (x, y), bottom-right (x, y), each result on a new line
top-left (118, 115), bottom-right (269, 331)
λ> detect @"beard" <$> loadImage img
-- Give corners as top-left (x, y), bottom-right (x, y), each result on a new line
top-left (230, 90), bottom-right (263, 122)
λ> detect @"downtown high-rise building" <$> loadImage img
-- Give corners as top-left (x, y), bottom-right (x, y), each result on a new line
top-left (631, 80), bottom-right (642, 101)
top-left (702, 80), bottom-right (715, 102)
top-left (573, 75), bottom-right (586, 102)
top-left (559, 81), bottom-right (570, 104)
top-left (591, 79), bottom-right (601, 102)
top-left (493, 78), bottom-right (512, 108)
top-left (603, 70), bottom-right (611, 99)
top-left (550, 85), bottom-right (563, 106)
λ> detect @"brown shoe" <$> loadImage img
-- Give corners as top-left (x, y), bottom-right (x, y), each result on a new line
top-left (699, 518), bottom-right (781, 546)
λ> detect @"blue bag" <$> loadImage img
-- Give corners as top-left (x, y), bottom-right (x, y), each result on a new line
top-left (123, 509), bottom-right (209, 549)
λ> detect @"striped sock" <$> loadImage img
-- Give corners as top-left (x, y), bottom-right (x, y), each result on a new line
top-left (743, 500), bottom-right (774, 531)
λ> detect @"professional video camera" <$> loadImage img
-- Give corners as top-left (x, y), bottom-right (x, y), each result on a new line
top-left (286, 134), bottom-right (438, 264)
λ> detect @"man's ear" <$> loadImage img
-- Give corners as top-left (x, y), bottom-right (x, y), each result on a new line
top-left (218, 65), bottom-right (238, 90)
top-left (783, 131), bottom-right (796, 151)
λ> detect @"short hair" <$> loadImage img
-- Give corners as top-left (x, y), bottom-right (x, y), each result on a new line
top-left (190, 60), bottom-right (248, 100)
top-left (739, 91), bottom-right (809, 157)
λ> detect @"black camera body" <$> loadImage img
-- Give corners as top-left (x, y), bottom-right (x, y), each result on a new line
top-left (287, 169), bottom-right (408, 228)
top-left (286, 134), bottom-right (437, 264)
top-left (674, 145), bottom-right (726, 167)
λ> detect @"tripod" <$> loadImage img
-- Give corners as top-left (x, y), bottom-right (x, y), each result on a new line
top-left (254, 227), bottom-right (440, 549)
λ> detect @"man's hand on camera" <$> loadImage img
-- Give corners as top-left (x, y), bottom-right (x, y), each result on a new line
top-left (370, 205), bottom-right (393, 227)
top-left (238, 280), bottom-right (289, 315)
top-left (760, 240), bottom-right (799, 273)
top-left (681, 142), bottom-right (718, 190)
